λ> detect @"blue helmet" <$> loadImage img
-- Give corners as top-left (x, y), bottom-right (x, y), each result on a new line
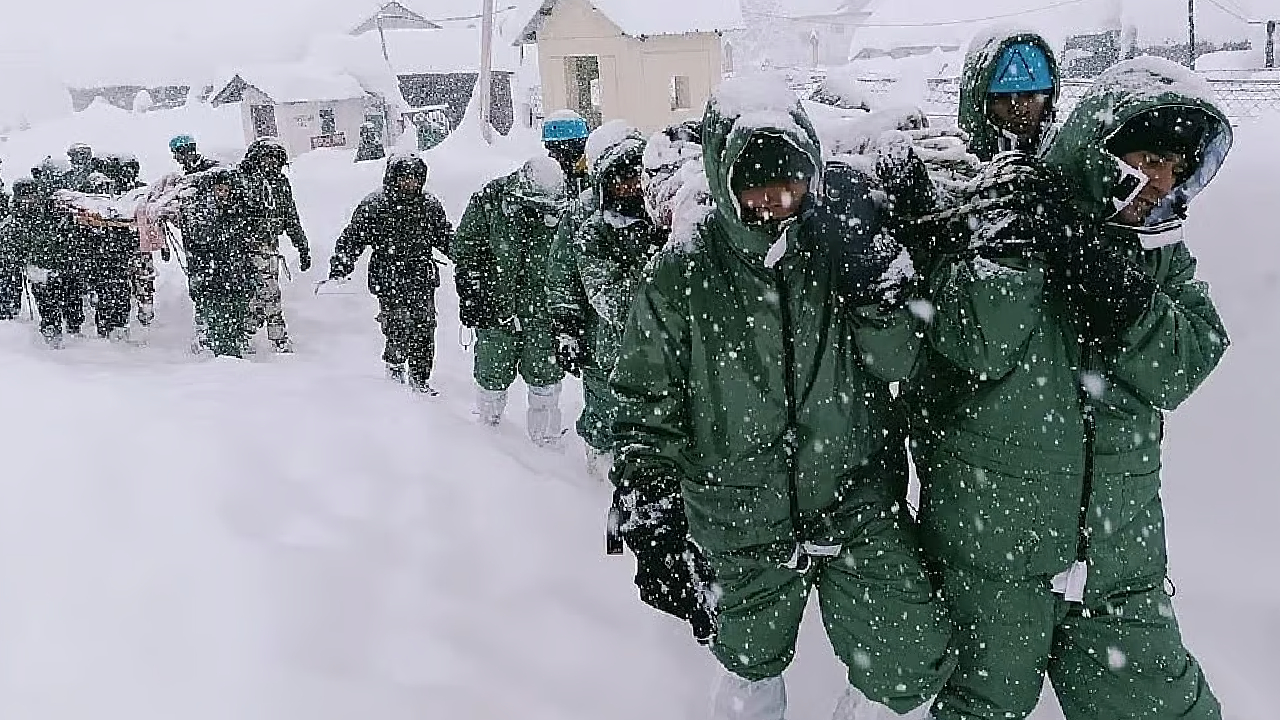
top-left (169, 134), bottom-right (196, 152)
top-left (989, 42), bottom-right (1055, 94)
top-left (543, 116), bottom-right (590, 142)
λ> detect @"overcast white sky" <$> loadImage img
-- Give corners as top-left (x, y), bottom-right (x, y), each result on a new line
top-left (2, 0), bottom-right (1277, 85)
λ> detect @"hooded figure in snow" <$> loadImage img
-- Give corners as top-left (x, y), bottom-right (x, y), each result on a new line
top-left (178, 168), bottom-right (258, 358)
top-left (239, 137), bottom-right (312, 354)
top-left (908, 57), bottom-right (1231, 720)
top-left (329, 153), bottom-right (453, 393)
top-left (608, 76), bottom-right (955, 720)
top-left (453, 154), bottom-right (569, 445)
top-left (565, 122), bottom-right (668, 479)
top-left (0, 178), bottom-right (39, 320)
top-left (958, 29), bottom-right (1060, 161)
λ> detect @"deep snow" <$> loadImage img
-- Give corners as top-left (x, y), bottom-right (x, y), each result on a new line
top-left (0, 102), bottom-right (1274, 719)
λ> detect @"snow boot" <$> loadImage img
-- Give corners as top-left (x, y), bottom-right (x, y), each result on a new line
top-left (832, 686), bottom-right (933, 720)
top-left (106, 327), bottom-right (130, 343)
top-left (527, 383), bottom-right (564, 448)
top-left (271, 336), bottom-right (295, 354)
top-left (477, 387), bottom-right (508, 426)
top-left (407, 367), bottom-right (439, 397)
top-left (137, 302), bottom-right (155, 327)
top-left (40, 327), bottom-right (64, 350)
top-left (585, 447), bottom-right (614, 483)
top-left (386, 362), bottom-right (407, 384)
top-left (711, 673), bottom-right (786, 720)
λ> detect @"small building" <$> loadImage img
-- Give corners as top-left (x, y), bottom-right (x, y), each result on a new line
top-left (307, 25), bottom-right (519, 137)
top-left (730, 0), bottom-right (872, 70)
top-left (516, 0), bottom-right (744, 133)
top-left (210, 65), bottom-right (373, 158)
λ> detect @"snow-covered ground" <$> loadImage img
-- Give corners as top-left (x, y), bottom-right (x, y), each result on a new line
top-left (0, 103), bottom-right (1274, 720)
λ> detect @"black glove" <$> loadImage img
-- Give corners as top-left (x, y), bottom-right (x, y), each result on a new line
top-left (609, 464), bottom-right (717, 644)
top-left (964, 153), bottom-right (1075, 256)
top-left (297, 248), bottom-right (312, 272)
top-left (160, 246), bottom-right (171, 263)
top-left (1045, 236), bottom-right (1157, 349)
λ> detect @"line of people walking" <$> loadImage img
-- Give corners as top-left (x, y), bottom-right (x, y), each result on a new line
top-left (0, 27), bottom-right (1235, 720)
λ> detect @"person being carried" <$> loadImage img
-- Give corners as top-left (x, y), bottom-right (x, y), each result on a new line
top-left (329, 154), bottom-right (453, 394)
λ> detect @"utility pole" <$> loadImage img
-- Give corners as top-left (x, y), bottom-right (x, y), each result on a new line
top-left (1188, 0), bottom-right (1197, 69)
top-left (478, 0), bottom-right (496, 144)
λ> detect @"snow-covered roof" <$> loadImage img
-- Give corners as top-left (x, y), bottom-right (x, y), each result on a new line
top-left (517, 0), bottom-right (744, 43)
top-left (350, 1), bottom-right (442, 34)
top-left (311, 28), bottom-right (518, 77)
top-left (781, 0), bottom-right (873, 20)
top-left (210, 65), bottom-right (369, 105)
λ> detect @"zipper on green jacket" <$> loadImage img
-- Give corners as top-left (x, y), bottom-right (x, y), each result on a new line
top-left (1075, 347), bottom-right (1099, 564)
top-left (775, 265), bottom-right (805, 547)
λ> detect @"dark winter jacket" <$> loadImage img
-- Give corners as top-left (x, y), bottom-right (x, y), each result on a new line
top-left (330, 155), bottom-right (453, 298)
top-left (573, 127), bottom-right (665, 372)
top-left (8, 197), bottom-right (73, 273)
top-left (545, 189), bottom-right (598, 340)
top-left (909, 58), bottom-right (1232, 600)
top-left (180, 171), bottom-right (257, 297)
top-left (610, 82), bottom-right (923, 560)
top-left (958, 29), bottom-right (1060, 161)
top-left (453, 158), bottom-right (567, 324)
top-left (242, 171), bottom-right (309, 254)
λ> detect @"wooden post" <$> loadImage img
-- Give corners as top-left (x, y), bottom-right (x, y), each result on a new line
top-left (478, 0), bottom-right (496, 144)
top-left (1268, 20), bottom-right (1277, 69)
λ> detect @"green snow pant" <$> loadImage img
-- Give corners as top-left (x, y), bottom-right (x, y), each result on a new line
top-left (192, 290), bottom-right (248, 358)
top-left (474, 320), bottom-right (564, 392)
top-left (578, 365), bottom-right (613, 453)
top-left (918, 455), bottom-right (1220, 720)
top-left (931, 568), bottom-right (1220, 720)
top-left (708, 502), bottom-right (956, 715)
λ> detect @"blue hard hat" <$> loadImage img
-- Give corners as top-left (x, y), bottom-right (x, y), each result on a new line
top-left (989, 43), bottom-right (1055, 94)
top-left (543, 117), bottom-right (590, 142)
top-left (169, 134), bottom-right (196, 152)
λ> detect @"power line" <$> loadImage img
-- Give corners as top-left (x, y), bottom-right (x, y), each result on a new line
top-left (752, 0), bottom-right (1093, 28)
top-left (1202, 0), bottom-right (1252, 23)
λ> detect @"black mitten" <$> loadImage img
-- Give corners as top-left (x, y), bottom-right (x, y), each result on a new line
top-left (1046, 237), bottom-right (1157, 347)
top-left (609, 464), bottom-right (716, 641)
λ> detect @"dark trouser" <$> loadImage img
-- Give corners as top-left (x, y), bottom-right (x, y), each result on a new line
top-left (83, 261), bottom-right (132, 336)
top-left (31, 271), bottom-right (85, 337)
top-left (377, 290), bottom-right (437, 383)
top-left (0, 263), bottom-right (23, 320)
top-left (191, 288), bottom-right (249, 358)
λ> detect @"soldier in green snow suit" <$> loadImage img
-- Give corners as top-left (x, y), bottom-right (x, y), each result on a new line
top-left (570, 125), bottom-right (666, 457)
top-left (454, 156), bottom-right (568, 443)
top-left (957, 29), bottom-right (1060, 161)
top-left (909, 58), bottom-right (1231, 720)
top-left (610, 77), bottom-right (954, 720)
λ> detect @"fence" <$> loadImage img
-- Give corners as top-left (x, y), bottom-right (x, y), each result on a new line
top-left (794, 73), bottom-right (1280, 124)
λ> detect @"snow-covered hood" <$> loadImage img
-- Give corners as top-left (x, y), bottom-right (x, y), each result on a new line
top-left (701, 75), bottom-right (823, 261)
top-left (958, 28), bottom-right (1060, 161)
top-left (1042, 56), bottom-right (1233, 233)
top-left (587, 122), bottom-right (646, 206)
